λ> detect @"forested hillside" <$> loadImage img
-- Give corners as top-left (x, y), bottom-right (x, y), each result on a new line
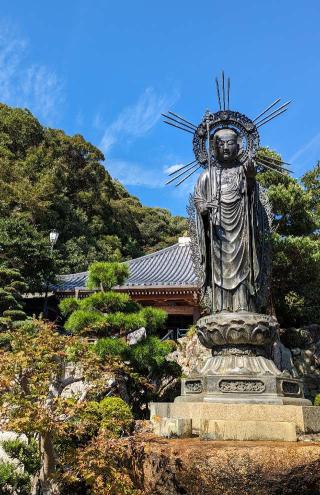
top-left (0, 104), bottom-right (187, 289)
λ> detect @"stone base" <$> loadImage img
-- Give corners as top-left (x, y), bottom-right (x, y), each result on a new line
top-left (149, 402), bottom-right (320, 441)
top-left (178, 373), bottom-right (310, 405)
top-left (191, 311), bottom-right (309, 404)
top-left (200, 419), bottom-right (297, 441)
top-left (152, 417), bottom-right (192, 438)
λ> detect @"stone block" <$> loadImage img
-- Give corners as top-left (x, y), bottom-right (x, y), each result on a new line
top-left (151, 415), bottom-right (192, 438)
top-left (149, 402), bottom-right (320, 437)
top-left (199, 419), bottom-right (297, 441)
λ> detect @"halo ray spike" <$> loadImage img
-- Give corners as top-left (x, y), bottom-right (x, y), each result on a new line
top-left (257, 154), bottom-right (292, 168)
top-left (253, 98), bottom-right (281, 122)
top-left (215, 78), bottom-right (222, 110)
top-left (167, 160), bottom-right (197, 176)
top-left (222, 71), bottom-right (226, 111)
top-left (257, 158), bottom-right (291, 173)
top-left (167, 111), bottom-right (197, 129)
top-left (161, 114), bottom-right (196, 132)
top-left (175, 166), bottom-right (201, 187)
top-left (165, 163), bottom-right (199, 185)
top-left (255, 100), bottom-right (291, 126)
top-left (256, 161), bottom-right (289, 177)
top-left (258, 155), bottom-right (292, 169)
top-left (163, 121), bottom-right (194, 134)
top-left (227, 77), bottom-right (230, 110)
top-left (256, 108), bottom-right (288, 128)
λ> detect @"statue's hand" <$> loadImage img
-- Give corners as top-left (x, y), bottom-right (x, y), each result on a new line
top-left (205, 199), bottom-right (219, 211)
top-left (197, 198), bottom-right (219, 215)
top-left (244, 159), bottom-right (256, 179)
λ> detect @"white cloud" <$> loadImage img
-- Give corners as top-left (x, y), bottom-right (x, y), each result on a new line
top-left (163, 160), bottom-right (202, 190)
top-left (107, 158), bottom-right (165, 188)
top-left (100, 87), bottom-right (179, 153)
top-left (0, 22), bottom-right (63, 123)
top-left (164, 163), bottom-right (184, 175)
top-left (21, 65), bottom-right (63, 121)
top-left (289, 132), bottom-right (320, 171)
top-left (106, 157), bottom-right (202, 209)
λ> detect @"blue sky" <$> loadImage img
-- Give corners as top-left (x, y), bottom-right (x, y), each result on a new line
top-left (1, 0), bottom-right (320, 215)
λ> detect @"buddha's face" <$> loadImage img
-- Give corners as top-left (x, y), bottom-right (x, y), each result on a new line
top-left (213, 128), bottom-right (239, 163)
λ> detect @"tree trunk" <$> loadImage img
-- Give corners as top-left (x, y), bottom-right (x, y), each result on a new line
top-left (32, 433), bottom-right (59, 495)
top-left (116, 371), bottom-right (130, 404)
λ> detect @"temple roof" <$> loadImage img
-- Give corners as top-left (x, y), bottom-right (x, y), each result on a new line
top-left (54, 237), bottom-right (198, 292)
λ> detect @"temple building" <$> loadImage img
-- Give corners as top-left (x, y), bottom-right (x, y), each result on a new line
top-left (52, 237), bottom-right (200, 332)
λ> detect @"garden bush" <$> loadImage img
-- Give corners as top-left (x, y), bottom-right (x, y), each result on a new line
top-left (64, 310), bottom-right (107, 334)
top-left (59, 297), bottom-right (80, 316)
top-left (314, 394), bottom-right (320, 406)
top-left (1, 438), bottom-right (40, 476)
top-left (0, 461), bottom-right (30, 494)
top-left (95, 337), bottom-right (128, 359)
top-left (140, 306), bottom-right (167, 334)
top-left (98, 397), bottom-right (133, 434)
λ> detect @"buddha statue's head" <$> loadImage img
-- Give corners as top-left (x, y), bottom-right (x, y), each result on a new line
top-left (213, 128), bottom-right (239, 164)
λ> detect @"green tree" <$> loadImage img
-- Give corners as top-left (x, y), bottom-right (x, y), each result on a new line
top-left (0, 319), bottom-right (127, 494)
top-left (0, 267), bottom-right (27, 337)
top-left (60, 262), bottom-right (179, 413)
top-left (0, 218), bottom-right (56, 292)
top-left (257, 148), bottom-right (320, 326)
top-left (61, 262), bottom-right (166, 338)
top-left (0, 103), bottom-right (187, 281)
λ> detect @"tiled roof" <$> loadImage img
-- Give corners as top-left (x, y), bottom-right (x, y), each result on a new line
top-left (53, 238), bottom-right (197, 292)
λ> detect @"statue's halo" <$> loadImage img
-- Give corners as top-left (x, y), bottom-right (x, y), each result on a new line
top-left (193, 110), bottom-right (260, 168)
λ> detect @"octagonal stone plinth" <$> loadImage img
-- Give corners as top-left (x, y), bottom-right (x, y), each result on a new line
top-left (177, 311), bottom-right (310, 404)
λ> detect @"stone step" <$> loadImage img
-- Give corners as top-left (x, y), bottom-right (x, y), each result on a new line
top-left (199, 419), bottom-right (297, 441)
top-left (150, 402), bottom-right (320, 435)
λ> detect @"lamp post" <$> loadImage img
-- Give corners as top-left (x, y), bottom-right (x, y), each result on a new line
top-left (43, 230), bottom-right (59, 319)
top-left (49, 230), bottom-right (59, 255)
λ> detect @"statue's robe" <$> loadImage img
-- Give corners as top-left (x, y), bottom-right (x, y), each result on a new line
top-left (193, 162), bottom-right (266, 313)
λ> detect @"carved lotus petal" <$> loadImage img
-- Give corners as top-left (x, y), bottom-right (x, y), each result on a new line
top-left (252, 324), bottom-right (269, 344)
top-left (196, 312), bottom-right (279, 350)
top-left (197, 328), bottom-right (214, 348)
top-left (226, 324), bottom-right (249, 344)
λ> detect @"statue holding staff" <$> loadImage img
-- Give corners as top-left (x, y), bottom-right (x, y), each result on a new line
top-left (162, 73), bottom-right (310, 405)
top-left (193, 125), bottom-right (267, 314)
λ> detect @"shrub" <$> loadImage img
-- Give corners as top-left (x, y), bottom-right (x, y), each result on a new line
top-left (0, 317), bottom-right (12, 332)
top-left (0, 461), bottom-right (30, 494)
top-left (64, 310), bottom-right (107, 334)
top-left (98, 397), bottom-right (133, 434)
top-left (87, 262), bottom-right (129, 291)
top-left (59, 297), bottom-right (80, 316)
top-left (2, 309), bottom-right (26, 321)
top-left (95, 337), bottom-right (128, 359)
top-left (314, 394), bottom-right (320, 406)
top-left (1, 438), bottom-right (40, 475)
top-left (140, 307), bottom-right (167, 334)
top-left (80, 291), bottom-right (139, 313)
top-left (105, 311), bottom-right (146, 334)
top-left (0, 332), bottom-right (11, 348)
top-left (186, 325), bottom-right (196, 337)
top-left (69, 401), bottom-right (103, 438)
